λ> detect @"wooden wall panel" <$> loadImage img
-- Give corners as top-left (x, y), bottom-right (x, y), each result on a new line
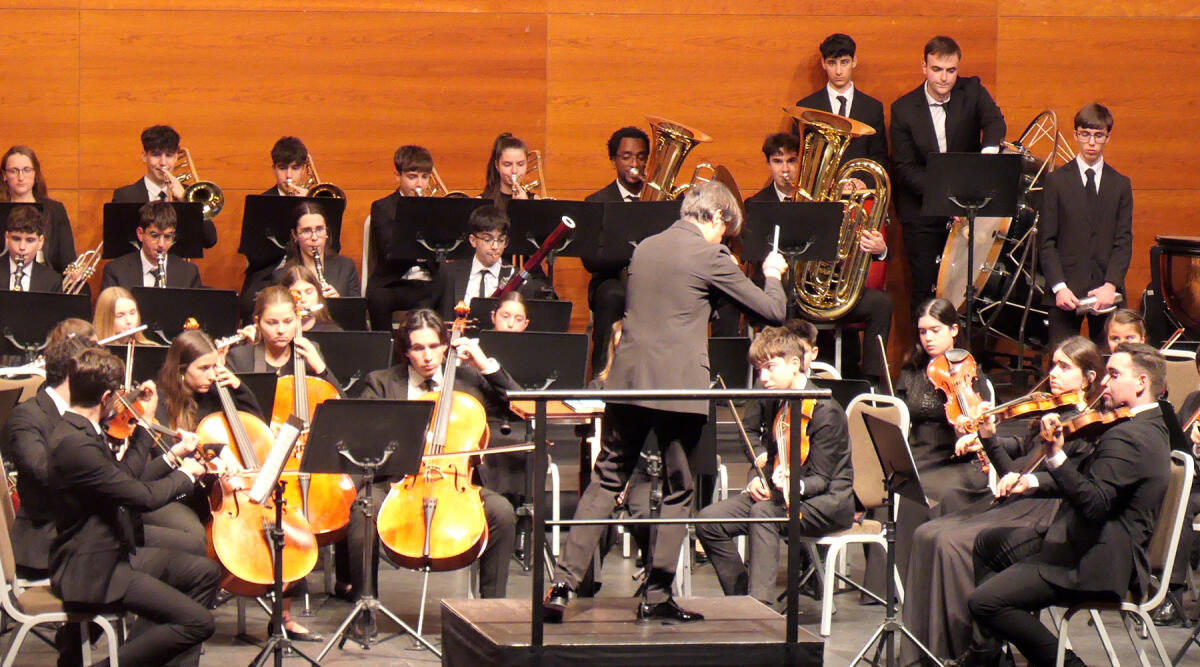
top-left (1001, 1), bottom-right (1200, 17)
top-left (547, 0), bottom-right (996, 16)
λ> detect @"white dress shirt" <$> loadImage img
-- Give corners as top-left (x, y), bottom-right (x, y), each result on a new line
top-left (140, 250), bottom-right (163, 287)
top-left (143, 175), bottom-right (170, 201)
top-left (616, 180), bottom-right (640, 202)
top-left (1075, 154), bottom-right (1105, 193)
top-left (826, 82), bottom-right (855, 117)
top-left (464, 256), bottom-right (502, 306)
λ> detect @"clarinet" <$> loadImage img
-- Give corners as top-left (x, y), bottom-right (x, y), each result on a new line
top-left (12, 256), bottom-right (24, 291)
top-left (312, 248), bottom-right (330, 292)
top-left (156, 251), bottom-right (168, 288)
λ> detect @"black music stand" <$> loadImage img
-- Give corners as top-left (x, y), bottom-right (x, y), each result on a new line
top-left (743, 201), bottom-right (843, 262)
top-left (506, 199), bottom-right (602, 286)
top-left (238, 195), bottom-right (346, 271)
top-left (709, 337), bottom-right (753, 388)
top-left (392, 198), bottom-right (489, 263)
top-left (850, 412), bottom-right (939, 667)
top-left (923, 153), bottom-right (1023, 343)
top-left (131, 287), bottom-right (239, 339)
top-left (235, 372), bottom-right (278, 417)
top-left (304, 331), bottom-right (392, 397)
top-left (103, 202), bottom-right (205, 258)
top-left (325, 297), bottom-right (367, 331)
top-left (479, 331), bottom-right (588, 390)
top-left (820, 378), bottom-right (874, 410)
top-left (304, 399), bottom-right (436, 660)
top-left (0, 292), bottom-right (90, 361)
top-left (468, 297), bottom-right (572, 333)
top-left (106, 344), bottom-right (169, 384)
top-left (595, 200), bottom-right (682, 263)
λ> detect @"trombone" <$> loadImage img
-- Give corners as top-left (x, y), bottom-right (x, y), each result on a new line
top-left (286, 154), bottom-right (345, 199)
top-left (420, 166), bottom-right (469, 198)
top-left (168, 149), bottom-right (225, 220)
top-left (512, 149), bottom-right (552, 199)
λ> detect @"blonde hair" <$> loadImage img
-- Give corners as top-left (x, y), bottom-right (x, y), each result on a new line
top-left (93, 286), bottom-right (152, 344)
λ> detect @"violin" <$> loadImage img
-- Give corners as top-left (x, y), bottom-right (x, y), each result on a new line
top-left (1044, 405), bottom-right (1132, 441)
top-left (771, 399), bottom-right (814, 509)
top-left (377, 303), bottom-right (490, 572)
top-left (926, 349), bottom-right (990, 472)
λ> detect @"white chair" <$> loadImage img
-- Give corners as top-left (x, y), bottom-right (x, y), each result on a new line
top-left (1053, 449), bottom-right (1194, 667)
top-left (360, 213), bottom-right (372, 296)
top-left (791, 393), bottom-right (907, 636)
top-left (809, 361), bottom-right (841, 381)
top-left (1162, 351), bottom-right (1198, 414)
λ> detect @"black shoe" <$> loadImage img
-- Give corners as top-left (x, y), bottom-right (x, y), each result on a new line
top-left (1062, 648), bottom-right (1086, 667)
top-left (636, 597), bottom-right (705, 623)
top-left (543, 583), bottom-right (571, 623)
top-left (1152, 592), bottom-right (1183, 627)
top-left (943, 643), bottom-right (1002, 667)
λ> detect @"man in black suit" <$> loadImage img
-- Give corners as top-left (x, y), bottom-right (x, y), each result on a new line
top-left (365, 145), bottom-right (442, 331)
top-left (583, 126), bottom-right (650, 374)
top-left (793, 33), bottom-right (888, 167)
top-left (100, 201), bottom-right (203, 289)
top-left (746, 132), bottom-right (893, 382)
top-left (1039, 103), bottom-right (1133, 346)
top-left (545, 181), bottom-right (789, 623)
top-left (111, 124), bottom-right (217, 249)
top-left (1, 204), bottom-right (62, 292)
top-left (435, 204), bottom-right (541, 320)
top-left (49, 348), bottom-right (218, 666)
top-left (334, 309), bottom-right (517, 605)
top-left (890, 36), bottom-right (1006, 309)
top-left (965, 343), bottom-right (1170, 667)
top-left (697, 322), bottom-right (853, 603)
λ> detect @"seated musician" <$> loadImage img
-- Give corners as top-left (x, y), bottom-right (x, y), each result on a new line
top-left (967, 343), bottom-right (1171, 667)
top-left (583, 126), bottom-right (649, 373)
top-left (1, 145), bottom-right (77, 273)
top-left (280, 265), bottom-right (343, 333)
top-left (111, 124), bottom-right (217, 249)
top-left (695, 322), bottom-right (853, 605)
top-left (435, 204), bottom-right (544, 320)
top-left (2, 204), bottom-right (62, 292)
top-left (228, 285), bottom-right (338, 385)
top-left (100, 201), bottom-right (203, 289)
top-left (481, 132), bottom-right (536, 205)
top-left (49, 347), bottom-right (219, 667)
top-left (93, 286), bottom-right (156, 344)
top-left (490, 291), bottom-right (530, 332)
top-left (1104, 308), bottom-right (1146, 353)
top-left (746, 132), bottom-right (892, 384)
top-left (903, 336), bottom-right (1104, 664)
top-left (266, 136), bottom-right (310, 197)
top-left (365, 145), bottom-right (441, 331)
top-left (335, 309), bottom-right (517, 606)
top-left (270, 201), bottom-right (360, 300)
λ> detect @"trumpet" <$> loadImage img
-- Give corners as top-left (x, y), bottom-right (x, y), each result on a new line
top-left (286, 154), bottom-right (345, 199)
top-left (170, 149), bottom-right (225, 220)
top-left (61, 242), bottom-right (103, 295)
top-left (156, 250), bottom-right (168, 288)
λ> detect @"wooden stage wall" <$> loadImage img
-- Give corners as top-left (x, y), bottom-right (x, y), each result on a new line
top-left (2, 2), bottom-right (1197, 348)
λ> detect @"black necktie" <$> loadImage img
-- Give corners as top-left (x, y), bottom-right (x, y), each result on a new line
top-left (477, 269), bottom-right (489, 298)
top-left (157, 190), bottom-right (167, 201)
top-left (625, 194), bottom-right (638, 202)
top-left (423, 378), bottom-right (436, 393)
top-left (1084, 168), bottom-right (1098, 199)
top-left (149, 267), bottom-right (161, 287)
top-left (836, 95), bottom-right (847, 117)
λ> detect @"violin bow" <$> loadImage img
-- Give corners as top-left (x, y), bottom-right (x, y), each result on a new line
top-left (716, 375), bottom-right (772, 489)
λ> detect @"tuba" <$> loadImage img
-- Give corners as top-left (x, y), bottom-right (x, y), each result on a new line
top-left (172, 148), bottom-right (225, 220)
top-left (638, 116), bottom-right (716, 201)
top-left (513, 149), bottom-right (551, 199)
top-left (61, 242), bottom-right (103, 295)
top-left (785, 106), bottom-right (891, 322)
top-left (290, 154), bottom-right (345, 199)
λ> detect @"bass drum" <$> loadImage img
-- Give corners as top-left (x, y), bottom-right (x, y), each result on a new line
top-left (972, 205), bottom-right (1050, 348)
top-left (935, 214), bottom-right (1012, 310)
top-left (1157, 235), bottom-right (1200, 336)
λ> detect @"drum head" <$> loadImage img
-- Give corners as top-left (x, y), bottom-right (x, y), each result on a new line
top-left (936, 216), bottom-right (1012, 309)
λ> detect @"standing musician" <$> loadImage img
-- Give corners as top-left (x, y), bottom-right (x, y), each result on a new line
top-left (334, 309), bottom-right (517, 606)
top-left (890, 36), bottom-right (1006, 309)
top-left (1104, 308), bottom-right (1146, 353)
top-left (746, 132), bottom-right (892, 384)
top-left (481, 132), bottom-right (535, 205)
top-left (967, 343), bottom-right (1171, 667)
top-left (266, 136), bottom-right (311, 197)
top-left (111, 124), bottom-right (217, 249)
top-left (276, 201), bottom-right (360, 299)
top-left (49, 347), bottom-right (219, 667)
top-left (583, 126), bottom-right (650, 374)
top-left (1040, 103), bottom-right (1133, 346)
top-left (100, 201), bottom-right (204, 289)
top-left (696, 322), bottom-right (853, 605)
top-left (365, 145), bottom-right (441, 331)
top-left (544, 181), bottom-right (789, 624)
top-left (280, 265), bottom-right (343, 333)
top-left (2, 205), bottom-right (62, 292)
top-left (793, 33), bottom-right (888, 167)
top-left (436, 205), bottom-right (542, 319)
top-left (1, 145), bottom-right (76, 273)
top-left (93, 286), bottom-right (156, 344)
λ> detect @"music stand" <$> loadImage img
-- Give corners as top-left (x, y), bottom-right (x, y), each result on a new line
top-left (468, 297), bottom-right (572, 333)
top-left (304, 399), bottom-right (436, 659)
top-left (102, 202), bottom-right (205, 258)
top-left (0, 388), bottom-right (21, 433)
top-left (743, 201), bottom-right (843, 262)
top-left (708, 337), bottom-right (753, 389)
top-left (820, 378), bottom-right (874, 410)
top-left (392, 198), bottom-right (489, 263)
top-left (595, 200), bottom-right (682, 263)
top-left (0, 292), bottom-right (90, 361)
top-left (849, 412), bottom-right (939, 667)
top-left (479, 331), bottom-right (588, 390)
top-left (922, 153), bottom-right (1023, 343)
top-left (235, 372), bottom-right (278, 417)
top-left (131, 287), bottom-right (239, 339)
top-left (304, 331), bottom-right (392, 397)
top-left (238, 195), bottom-right (346, 270)
top-left (325, 297), bottom-right (367, 331)
top-left (106, 344), bottom-right (169, 384)
top-left (506, 199), bottom-right (602, 285)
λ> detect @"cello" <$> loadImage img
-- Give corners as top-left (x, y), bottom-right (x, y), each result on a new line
top-left (377, 304), bottom-right (490, 572)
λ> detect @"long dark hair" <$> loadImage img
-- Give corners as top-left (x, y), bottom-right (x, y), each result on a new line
top-left (903, 297), bottom-right (961, 370)
top-left (1056, 336), bottom-right (1106, 405)
top-left (157, 329), bottom-right (216, 431)
top-left (284, 200), bottom-right (334, 263)
top-left (481, 132), bottom-right (527, 200)
top-left (277, 265), bottom-right (333, 323)
top-left (0, 145), bottom-right (48, 201)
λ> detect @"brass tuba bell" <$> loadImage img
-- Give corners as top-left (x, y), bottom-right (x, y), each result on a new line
top-left (638, 116), bottom-right (716, 201)
top-left (172, 148), bottom-right (225, 220)
top-left (784, 106), bottom-right (891, 322)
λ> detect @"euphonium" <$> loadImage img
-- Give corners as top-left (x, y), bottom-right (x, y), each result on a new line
top-left (785, 106), bottom-right (891, 322)
top-left (638, 116), bottom-right (716, 201)
top-left (291, 154), bottom-right (345, 199)
top-left (172, 148), bottom-right (225, 220)
top-left (61, 241), bottom-right (103, 295)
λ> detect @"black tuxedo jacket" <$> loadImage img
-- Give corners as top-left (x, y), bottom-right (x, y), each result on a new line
top-left (2, 388), bottom-right (62, 569)
top-left (435, 259), bottom-right (516, 320)
top-left (1034, 406), bottom-right (1170, 601)
top-left (794, 88), bottom-right (888, 166)
top-left (1038, 162), bottom-right (1133, 297)
top-left (0, 259), bottom-right (62, 293)
top-left (367, 190), bottom-right (438, 289)
top-left (49, 411), bottom-right (192, 604)
top-left (582, 181), bottom-right (627, 278)
top-left (111, 179), bottom-right (218, 249)
top-left (100, 251), bottom-right (203, 289)
top-left (35, 198), bottom-right (77, 274)
top-left (889, 76), bottom-right (1006, 225)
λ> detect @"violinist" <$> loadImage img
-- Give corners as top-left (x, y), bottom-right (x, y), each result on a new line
top-left (1103, 308), bottom-right (1146, 353)
top-left (93, 286), bottom-right (155, 344)
top-left (335, 309), bottom-right (517, 607)
top-left (968, 343), bottom-right (1171, 667)
top-left (695, 322), bottom-right (853, 605)
top-left (227, 285), bottom-right (339, 383)
top-left (279, 265), bottom-right (343, 333)
top-left (49, 347), bottom-right (219, 667)
top-left (904, 336), bottom-right (1104, 664)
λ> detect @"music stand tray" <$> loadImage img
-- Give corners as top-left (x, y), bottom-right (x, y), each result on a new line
top-left (106, 344), bottom-right (169, 385)
top-left (921, 153), bottom-right (1023, 219)
top-left (468, 297), bottom-right (573, 333)
top-left (234, 372), bottom-right (278, 417)
top-left (596, 200), bottom-right (682, 263)
top-left (325, 296), bottom-right (368, 331)
top-left (743, 201), bottom-right (843, 262)
top-left (103, 202), bottom-right (205, 258)
top-left (479, 331), bottom-right (588, 390)
top-left (708, 337), bottom-right (753, 389)
top-left (506, 199), bottom-right (603, 259)
top-left (238, 195), bottom-right (346, 269)
top-left (131, 287), bottom-right (239, 339)
top-left (0, 292), bottom-right (90, 359)
top-left (304, 331), bottom-right (393, 397)
top-left (392, 198), bottom-right (490, 262)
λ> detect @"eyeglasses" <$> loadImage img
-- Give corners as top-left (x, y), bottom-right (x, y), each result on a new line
top-left (145, 231), bottom-right (176, 243)
top-left (4, 167), bottom-right (34, 177)
top-left (296, 226), bottom-right (327, 238)
top-left (473, 234), bottom-right (507, 247)
top-left (1075, 130), bottom-right (1109, 143)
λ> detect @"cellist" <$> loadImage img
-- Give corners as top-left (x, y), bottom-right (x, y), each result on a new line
top-left (334, 309), bottom-right (517, 614)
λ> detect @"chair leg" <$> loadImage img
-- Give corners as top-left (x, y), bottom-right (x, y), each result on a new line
top-left (2, 622), bottom-right (35, 667)
top-left (95, 617), bottom-right (121, 667)
top-left (1055, 609), bottom-right (1075, 667)
top-left (1123, 611), bottom-right (1151, 667)
top-left (80, 622), bottom-right (92, 665)
top-left (1089, 609), bottom-right (1118, 665)
top-left (820, 543), bottom-right (842, 637)
top-left (1135, 609), bottom-right (1172, 667)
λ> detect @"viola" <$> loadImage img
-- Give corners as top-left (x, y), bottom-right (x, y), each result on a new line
top-left (926, 349), bottom-right (990, 472)
top-left (771, 399), bottom-right (813, 509)
top-left (377, 302), bottom-right (490, 572)
top-left (1046, 405), bottom-right (1132, 441)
